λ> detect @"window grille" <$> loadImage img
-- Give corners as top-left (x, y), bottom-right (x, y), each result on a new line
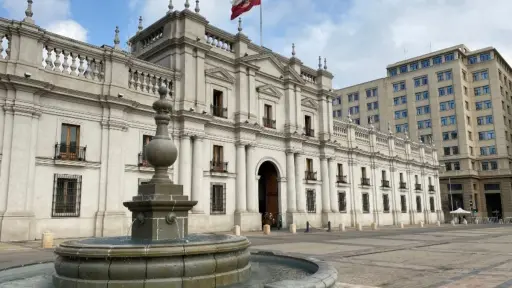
top-left (338, 192), bottom-right (346, 212)
top-left (210, 183), bottom-right (226, 214)
top-left (306, 189), bottom-right (316, 213)
top-left (383, 194), bottom-right (390, 213)
top-left (362, 193), bottom-right (370, 213)
top-left (400, 195), bottom-right (407, 213)
top-left (52, 174), bottom-right (82, 217)
top-left (416, 196), bottom-right (422, 212)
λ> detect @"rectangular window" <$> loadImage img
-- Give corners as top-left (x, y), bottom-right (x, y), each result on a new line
top-left (480, 53), bottom-right (491, 62)
top-left (141, 135), bottom-right (153, 163)
top-left (484, 183), bottom-right (500, 191)
top-left (211, 183), bottom-right (226, 214)
top-left (433, 56), bottom-right (442, 65)
top-left (421, 59), bottom-right (430, 68)
top-left (430, 197), bottom-right (435, 212)
top-left (400, 195), bottom-right (407, 213)
top-left (473, 194), bottom-right (478, 212)
top-left (469, 56), bottom-right (477, 64)
top-left (445, 53), bottom-right (454, 62)
top-left (212, 90), bottom-right (225, 117)
top-left (362, 193), bottom-right (370, 213)
top-left (52, 174), bottom-right (82, 217)
top-left (383, 194), bottom-right (390, 213)
top-left (338, 192), bottom-right (347, 212)
top-left (390, 68), bottom-right (397, 76)
top-left (59, 123), bottom-right (82, 161)
top-left (306, 189), bottom-right (316, 213)
top-left (400, 65), bottom-right (408, 73)
top-left (416, 196), bottom-right (422, 212)
top-left (410, 62), bottom-right (419, 71)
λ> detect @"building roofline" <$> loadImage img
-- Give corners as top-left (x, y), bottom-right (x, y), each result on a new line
top-left (335, 77), bottom-right (386, 93)
top-left (386, 44), bottom-right (469, 69)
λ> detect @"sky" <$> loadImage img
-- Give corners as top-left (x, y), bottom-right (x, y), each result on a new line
top-left (1, 0), bottom-right (512, 89)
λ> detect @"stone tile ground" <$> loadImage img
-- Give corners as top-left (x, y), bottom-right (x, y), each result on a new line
top-left (2, 224), bottom-right (512, 287)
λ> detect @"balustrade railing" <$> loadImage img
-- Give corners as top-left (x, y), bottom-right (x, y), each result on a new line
top-left (361, 178), bottom-right (370, 186)
top-left (336, 175), bottom-right (348, 183)
top-left (54, 144), bottom-right (87, 161)
top-left (305, 171), bottom-right (317, 181)
top-left (262, 117), bottom-right (276, 129)
top-left (205, 27), bottom-right (234, 53)
top-left (138, 152), bottom-right (150, 167)
top-left (428, 185), bottom-right (435, 192)
top-left (382, 180), bottom-right (390, 188)
top-left (415, 184), bottom-right (422, 191)
top-left (210, 161), bottom-right (228, 172)
top-left (304, 127), bottom-right (314, 137)
top-left (42, 45), bottom-right (105, 82)
top-left (211, 105), bottom-right (227, 118)
top-left (399, 182), bottom-right (407, 189)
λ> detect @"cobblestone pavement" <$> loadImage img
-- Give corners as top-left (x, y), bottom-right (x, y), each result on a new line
top-left (2, 224), bottom-right (512, 287)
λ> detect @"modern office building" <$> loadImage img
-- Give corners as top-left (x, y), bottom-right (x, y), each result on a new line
top-left (0, 1), bottom-right (441, 242)
top-left (335, 44), bottom-right (512, 220)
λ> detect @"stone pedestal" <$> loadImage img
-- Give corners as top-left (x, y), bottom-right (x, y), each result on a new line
top-left (234, 212), bottom-right (261, 231)
top-left (399, 222), bottom-right (404, 229)
top-left (286, 212), bottom-right (308, 229)
top-left (356, 223), bottom-right (363, 231)
top-left (289, 224), bottom-right (296, 234)
top-left (419, 221), bottom-right (424, 228)
top-left (263, 224), bottom-right (271, 235)
top-left (41, 232), bottom-right (53, 248)
top-left (371, 222), bottom-right (378, 230)
top-left (233, 225), bottom-right (241, 236)
top-left (436, 220), bottom-right (441, 226)
top-left (124, 182), bottom-right (197, 241)
top-left (339, 223), bottom-right (345, 232)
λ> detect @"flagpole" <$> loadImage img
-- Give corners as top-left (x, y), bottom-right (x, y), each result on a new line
top-left (260, 0), bottom-right (263, 47)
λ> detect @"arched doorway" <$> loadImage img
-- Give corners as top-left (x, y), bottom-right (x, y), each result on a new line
top-left (258, 161), bottom-right (280, 229)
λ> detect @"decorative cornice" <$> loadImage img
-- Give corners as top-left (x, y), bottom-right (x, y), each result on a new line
top-left (301, 97), bottom-right (318, 109)
top-left (205, 67), bottom-right (235, 84)
top-left (256, 84), bottom-right (283, 101)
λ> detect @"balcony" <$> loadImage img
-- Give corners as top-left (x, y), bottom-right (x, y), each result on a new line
top-left (415, 184), bottom-right (422, 191)
top-left (210, 161), bottom-right (228, 172)
top-left (138, 152), bottom-right (151, 167)
top-left (262, 117), bottom-right (276, 129)
top-left (211, 104), bottom-right (227, 118)
top-left (399, 182), bottom-right (407, 189)
top-left (381, 180), bottom-right (390, 188)
top-left (336, 175), bottom-right (348, 184)
top-left (305, 171), bottom-right (317, 181)
top-left (54, 144), bottom-right (87, 161)
top-left (304, 127), bottom-right (314, 137)
top-left (428, 185), bottom-right (435, 192)
top-left (361, 178), bottom-right (370, 186)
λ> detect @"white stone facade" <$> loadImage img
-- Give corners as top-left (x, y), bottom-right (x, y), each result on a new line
top-left (0, 8), bottom-right (442, 242)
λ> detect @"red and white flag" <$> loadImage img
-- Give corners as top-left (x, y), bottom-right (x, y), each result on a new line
top-left (231, 0), bottom-right (261, 20)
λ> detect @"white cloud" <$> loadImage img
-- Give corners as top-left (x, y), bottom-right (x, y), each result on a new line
top-left (0, 0), bottom-right (87, 42)
top-left (134, 0), bottom-right (512, 88)
top-left (46, 20), bottom-right (88, 42)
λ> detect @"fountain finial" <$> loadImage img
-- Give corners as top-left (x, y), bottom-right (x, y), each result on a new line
top-left (185, 0), bottom-right (190, 9)
top-left (195, 0), bottom-right (200, 12)
top-left (324, 58), bottom-right (328, 70)
top-left (318, 56), bottom-right (322, 70)
top-left (23, 0), bottom-right (34, 24)
top-left (144, 83), bottom-right (177, 184)
top-left (292, 43), bottom-right (296, 57)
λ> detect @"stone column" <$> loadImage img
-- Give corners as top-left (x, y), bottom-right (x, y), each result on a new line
top-left (178, 135), bottom-right (192, 197)
top-left (295, 153), bottom-right (305, 212)
top-left (286, 151), bottom-right (296, 212)
top-left (329, 158), bottom-right (338, 212)
top-left (236, 143), bottom-right (247, 213)
top-left (191, 136), bottom-right (203, 213)
top-left (246, 145), bottom-right (257, 212)
top-left (321, 157), bottom-right (331, 212)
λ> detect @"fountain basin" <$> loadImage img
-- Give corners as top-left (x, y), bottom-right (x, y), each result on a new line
top-left (53, 234), bottom-right (251, 287)
top-left (0, 250), bottom-right (337, 288)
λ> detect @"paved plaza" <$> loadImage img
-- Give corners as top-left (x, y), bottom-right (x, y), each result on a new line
top-left (2, 225), bottom-right (512, 287)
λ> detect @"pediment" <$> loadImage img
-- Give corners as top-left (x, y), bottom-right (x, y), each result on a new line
top-left (256, 84), bottom-right (283, 100)
top-left (301, 97), bottom-right (318, 109)
top-left (205, 67), bottom-right (235, 84)
top-left (240, 53), bottom-right (304, 84)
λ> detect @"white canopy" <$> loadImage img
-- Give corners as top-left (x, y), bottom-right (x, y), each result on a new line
top-left (450, 208), bottom-right (471, 214)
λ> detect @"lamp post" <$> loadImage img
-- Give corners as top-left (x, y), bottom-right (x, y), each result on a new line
top-left (441, 166), bottom-right (454, 211)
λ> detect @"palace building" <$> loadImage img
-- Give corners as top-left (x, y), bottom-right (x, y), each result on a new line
top-left (0, 2), bottom-right (442, 241)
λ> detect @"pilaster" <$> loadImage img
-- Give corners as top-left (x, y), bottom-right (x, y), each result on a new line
top-left (320, 157), bottom-right (331, 213)
top-left (178, 134), bottom-right (192, 197)
top-left (191, 135), bottom-right (204, 213)
top-left (246, 144), bottom-right (257, 213)
top-left (328, 158), bottom-right (338, 212)
top-left (295, 153), bottom-right (305, 212)
top-left (286, 151), bottom-right (296, 213)
top-left (235, 143), bottom-right (247, 213)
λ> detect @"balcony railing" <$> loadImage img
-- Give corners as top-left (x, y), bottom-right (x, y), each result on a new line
top-left (399, 182), bottom-right (407, 189)
top-left (262, 117), bottom-right (276, 129)
top-left (210, 161), bottom-right (228, 172)
top-left (304, 127), bottom-right (314, 137)
top-left (305, 171), bottom-right (317, 181)
top-left (428, 185), bottom-right (435, 192)
top-left (54, 144), bottom-right (87, 161)
top-left (336, 175), bottom-right (348, 183)
top-left (381, 180), bottom-right (390, 188)
top-left (415, 184), bottom-right (422, 191)
top-left (211, 104), bottom-right (227, 118)
top-left (138, 152), bottom-right (151, 167)
top-left (361, 178), bottom-right (370, 186)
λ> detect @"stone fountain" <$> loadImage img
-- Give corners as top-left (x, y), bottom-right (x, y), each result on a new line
top-left (0, 84), bottom-right (338, 287)
top-left (53, 85), bottom-right (251, 287)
